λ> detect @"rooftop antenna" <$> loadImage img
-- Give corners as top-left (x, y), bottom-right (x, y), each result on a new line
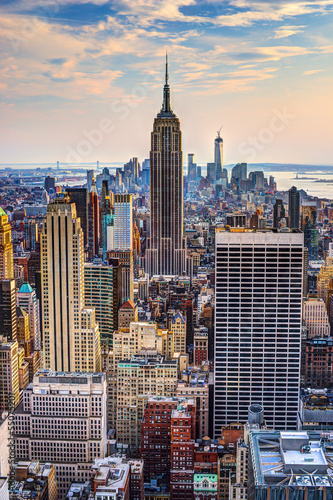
top-left (217, 126), bottom-right (223, 138)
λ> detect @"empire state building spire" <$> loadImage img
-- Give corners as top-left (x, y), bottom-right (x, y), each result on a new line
top-left (159, 52), bottom-right (174, 117)
top-left (145, 55), bottom-right (187, 277)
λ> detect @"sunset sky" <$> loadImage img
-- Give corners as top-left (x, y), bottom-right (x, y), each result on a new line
top-left (0, 0), bottom-right (333, 166)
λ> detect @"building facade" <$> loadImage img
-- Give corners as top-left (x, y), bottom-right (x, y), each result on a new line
top-left (303, 297), bottom-right (330, 337)
top-left (14, 371), bottom-right (107, 500)
top-left (214, 228), bottom-right (303, 435)
top-left (0, 207), bottom-right (14, 280)
top-left (116, 354), bottom-right (178, 453)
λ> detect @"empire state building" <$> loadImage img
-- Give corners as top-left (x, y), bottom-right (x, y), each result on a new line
top-left (145, 56), bottom-right (186, 277)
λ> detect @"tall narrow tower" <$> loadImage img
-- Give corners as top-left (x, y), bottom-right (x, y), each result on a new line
top-left (145, 55), bottom-right (186, 276)
top-left (0, 207), bottom-right (14, 280)
top-left (214, 128), bottom-right (223, 180)
top-left (41, 195), bottom-right (101, 372)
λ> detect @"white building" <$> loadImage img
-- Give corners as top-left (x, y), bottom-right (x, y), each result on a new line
top-left (114, 194), bottom-right (133, 251)
top-left (303, 297), bottom-right (330, 338)
top-left (14, 370), bottom-right (107, 500)
top-left (214, 228), bottom-right (303, 436)
top-left (41, 195), bottom-right (101, 372)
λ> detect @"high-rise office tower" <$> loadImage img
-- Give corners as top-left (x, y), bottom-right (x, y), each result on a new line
top-left (207, 163), bottom-right (217, 182)
top-left (124, 157), bottom-right (139, 183)
top-left (288, 186), bottom-right (300, 229)
top-left (0, 207), bottom-right (14, 280)
top-left (141, 159), bottom-right (150, 186)
top-left (99, 180), bottom-right (110, 252)
top-left (44, 176), bottom-right (55, 194)
top-left (88, 175), bottom-right (100, 258)
top-left (0, 339), bottom-right (19, 411)
top-left (0, 279), bottom-right (17, 341)
top-left (214, 228), bottom-right (303, 435)
top-left (23, 219), bottom-right (38, 251)
top-left (67, 187), bottom-right (89, 249)
top-left (41, 195), bottom-right (101, 372)
top-left (214, 129), bottom-right (223, 180)
top-left (145, 56), bottom-right (186, 276)
top-left (102, 196), bottom-right (115, 260)
top-left (106, 249), bottom-right (133, 302)
top-left (87, 169), bottom-right (94, 193)
top-left (84, 260), bottom-right (121, 348)
top-left (17, 282), bottom-right (41, 350)
top-left (14, 371), bottom-right (107, 499)
top-left (249, 171), bottom-right (264, 190)
top-left (301, 201), bottom-right (319, 260)
top-left (273, 199), bottom-right (287, 228)
top-left (100, 179), bottom-right (109, 206)
top-left (188, 153), bottom-right (197, 180)
top-left (114, 194), bottom-right (133, 250)
top-left (231, 163), bottom-right (247, 182)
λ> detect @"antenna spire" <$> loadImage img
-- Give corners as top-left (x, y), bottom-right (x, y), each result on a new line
top-left (165, 51), bottom-right (168, 85)
top-left (161, 51), bottom-right (172, 114)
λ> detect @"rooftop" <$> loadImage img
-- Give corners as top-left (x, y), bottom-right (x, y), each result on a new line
top-left (249, 430), bottom-right (333, 488)
top-left (18, 282), bottom-right (34, 294)
top-left (120, 300), bottom-right (136, 310)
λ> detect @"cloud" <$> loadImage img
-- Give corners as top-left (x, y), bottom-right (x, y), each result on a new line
top-left (303, 69), bottom-right (324, 75)
top-left (48, 57), bottom-right (68, 64)
top-left (273, 25), bottom-right (306, 39)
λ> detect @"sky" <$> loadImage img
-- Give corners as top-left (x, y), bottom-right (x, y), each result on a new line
top-left (0, 0), bottom-right (333, 167)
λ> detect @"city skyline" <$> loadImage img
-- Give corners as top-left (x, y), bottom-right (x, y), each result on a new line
top-left (0, 0), bottom-right (332, 165)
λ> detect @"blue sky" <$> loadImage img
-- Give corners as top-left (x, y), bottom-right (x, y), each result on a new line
top-left (0, 0), bottom-right (332, 166)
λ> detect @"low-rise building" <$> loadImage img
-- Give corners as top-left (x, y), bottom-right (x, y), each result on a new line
top-left (90, 457), bottom-right (130, 500)
top-left (11, 461), bottom-right (58, 500)
top-left (298, 389), bottom-right (333, 431)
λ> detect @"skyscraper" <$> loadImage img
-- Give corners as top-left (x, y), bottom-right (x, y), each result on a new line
top-left (214, 129), bottom-right (223, 180)
top-left (0, 207), bottom-right (14, 280)
top-left (0, 280), bottom-right (17, 341)
top-left (0, 340), bottom-right (19, 410)
top-left (84, 260), bottom-right (120, 347)
top-left (187, 153), bottom-right (197, 179)
top-left (17, 282), bottom-right (41, 350)
top-left (288, 186), bottom-right (300, 229)
top-left (67, 187), bottom-right (89, 248)
top-left (102, 196), bottom-right (115, 260)
top-left (145, 56), bottom-right (186, 276)
top-left (231, 163), bottom-right (247, 182)
top-left (273, 199), bottom-right (287, 228)
top-left (88, 174), bottom-right (99, 258)
top-left (114, 194), bottom-right (133, 250)
top-left (214, 228), bottom-right (303, 435)
top-left (87, 169), bottom-right (94, 193)
top-left (301, 201), bottom-right (319, 260)
top-left (14, 371), bottom-right (107, 499)
top-left (41, 195), bottom-right (101, 372)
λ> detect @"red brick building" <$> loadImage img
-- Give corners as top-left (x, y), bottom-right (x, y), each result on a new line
top-left (170, 402), bottom-right (196, 500)
top-left (140, 397), bottom-right (179, 482)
